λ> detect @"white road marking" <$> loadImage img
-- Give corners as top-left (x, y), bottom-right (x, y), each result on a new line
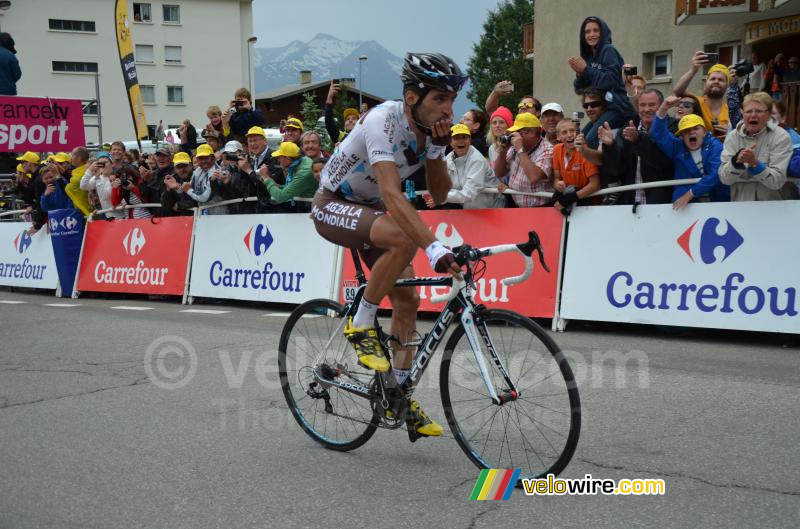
top-left (0, 300), bottom-right (27, 304)
top-left (110, 306), bottom-right (154, 311)
top-left (263, 312), bottom-right (320, 319)
top-left (43, 303), bottom-right (81, 307)
top-left (180, 309), bottom-right (231, 315)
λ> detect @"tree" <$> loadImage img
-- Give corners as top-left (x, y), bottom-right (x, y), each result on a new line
top-left (467, 0), bottom-right (535, 111)
top-left (300, 91), bottom-right (332, 152)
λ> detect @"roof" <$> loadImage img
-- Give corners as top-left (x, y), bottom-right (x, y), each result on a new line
top-left (254, 80), bottom-right (385, 103)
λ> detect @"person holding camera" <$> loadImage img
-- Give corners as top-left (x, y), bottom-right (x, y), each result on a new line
top-left (568, 16), bottom-right (636, 150)
top-left (324, 80), bottom-right (360, 146)
top-left (494, 113), bottom-right (554, 208)
top-left (260, 141), bottom-right (316, 212)
top-left (673, 51), bottom-right (731, 139)
top-left (39, 163), bottom-right (75, 215)
top-left (226, 88), bottom-right (266, 142)
top-left (486, 106), bottom-right (513, 167)
top-left (236, 126), bottom-right (286, 213)
top-left (110, 166), bottom-right (152, 219)
top-left (80, 152), bottom-right (125, 219)
top-left (161, 152), bottom-right (198, 216)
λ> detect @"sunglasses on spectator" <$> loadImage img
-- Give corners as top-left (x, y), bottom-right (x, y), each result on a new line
top-left (679, 101), bottom-right (696, 109)
top-left (582, 101), bottom-right (603, 109)
top-left (518, 102), bottom-right (537, 109)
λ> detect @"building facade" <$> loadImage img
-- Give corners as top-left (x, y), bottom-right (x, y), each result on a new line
top-left (531, 0), bottom-right (800, 120)
top-left (0, 0), bottom-right (254, 144)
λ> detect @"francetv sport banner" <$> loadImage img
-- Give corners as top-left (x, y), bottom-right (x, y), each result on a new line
top-left (340, 208), bottom-right (564, 318)
top-left (0, 222), bottom-right (58, 289)
top-left (560, 202), bottom-right (800, 334)
top-left (77, 217), bottom-right (193, 295)
top-left (189, 214), bottom-right (340, 303)
top-left (0, 96), bottom-right (86, 152)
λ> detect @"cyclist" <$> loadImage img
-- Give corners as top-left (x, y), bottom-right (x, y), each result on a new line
top-left (311, 52), bottom-right (466, 439)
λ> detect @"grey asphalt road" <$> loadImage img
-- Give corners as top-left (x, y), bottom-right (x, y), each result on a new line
top-left (0, 289), bottom-right (798, 529)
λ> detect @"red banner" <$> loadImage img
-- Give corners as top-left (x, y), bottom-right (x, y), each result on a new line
top-left (0, 96), bottom-right (86, 152)
top-left (77, 217), bottom-right (193, 295)
top-left (340, 208), bottom-right (564, 318)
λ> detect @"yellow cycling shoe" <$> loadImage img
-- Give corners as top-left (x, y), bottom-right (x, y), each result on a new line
top-left (343, 318), bottom-right (390, 372)
top-left (408, 399), bottom-right (443, 437)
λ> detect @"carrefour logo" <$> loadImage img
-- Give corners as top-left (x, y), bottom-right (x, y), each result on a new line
top-left (48, 215), bottom-right (78, 233)
top-left (677, 217), bottom-right (743, 264)
top-left (13, 230), bottom-right (32, 254)
top-left (123, 227), bottom-right (147, 256)
top-left (243, 224), bottom-right (273, 256)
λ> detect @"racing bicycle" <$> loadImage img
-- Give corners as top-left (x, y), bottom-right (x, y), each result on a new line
top-left (278, 231), bottom-right (581, 482)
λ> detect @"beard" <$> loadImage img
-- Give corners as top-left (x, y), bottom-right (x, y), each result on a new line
top-left (705, 85), bottom-right (724, 99)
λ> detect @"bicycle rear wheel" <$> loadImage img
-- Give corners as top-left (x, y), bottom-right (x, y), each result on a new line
top-left (278, 298), bottom-right (379, 451)
top-left (440, 309), bottom-right (580, 480)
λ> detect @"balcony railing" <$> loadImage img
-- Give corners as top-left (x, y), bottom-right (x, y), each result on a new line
top-left (523, 21), bottom-right (534, 58)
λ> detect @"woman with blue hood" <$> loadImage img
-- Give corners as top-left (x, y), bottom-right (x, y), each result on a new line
top-left (569, 17), bottom-right (635, 149)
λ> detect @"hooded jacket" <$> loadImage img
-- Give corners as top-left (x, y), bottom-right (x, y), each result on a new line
top-left (650, 114), bottom-right (729, 202)
top-left (0, 33), bottom-right (21, 96)
top-left (573, 17), bottom-right (635, 120)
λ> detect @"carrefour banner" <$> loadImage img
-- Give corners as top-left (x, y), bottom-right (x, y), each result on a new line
top-left (0, 222), bottom-right (58, 289)
top-left (48, 208), bottom-right (85, 298)
top-left (114, 0), bottom-right (148, 140)
top-left (560, 202), bottom-right (800, 334)
top-left (189, 214), bottom-right (339, 303)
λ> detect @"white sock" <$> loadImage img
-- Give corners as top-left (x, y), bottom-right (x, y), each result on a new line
top-left (352, 297), bottom-right (379, 328)
top-left (393, 368), bottom-right (411, 385)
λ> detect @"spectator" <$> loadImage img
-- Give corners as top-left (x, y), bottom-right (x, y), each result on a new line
top-left (764, 53), bottom-right (786, 99)
top-left (601, 88), bottom-right (675, 206)
top-left (110, 166), bottom-right (152, 219)
top-left (210, 141), bottom-right (248, 213)
top-left (673, 52), bottom-right (731, 139)
top-left (789, 149), bottom-right (800, 185)
top-left (745, 51), bottom-right (766, 93)
top-left (494, 113), bottom-right (554, 207)
top-left (575, 87), bottom-right (610, 165)
top-left (261, 141), bottom-right (316, 209)
top-left (178, 119), bottom-right (198, 155)
top-left (425, 124), bottom-right (504, 210)
top-left (204, 105), bottom-right (228, 142)
top-left (486, 106), bottom-right (513, 167)
top-left (773, 101), bottom-right (800, 148)
top-left (236, 126), bottom-right (280, 212)
top-left (300, 130), bottom-right (323, 159)
top-left (161, 152), bottom-right (198, 216)
top-left (783, 56), bottom-right (800, 83)
top-left (0, 32), bottom-right (21, 96)
top-left (360, 102), bottom-right (369, 115)
top-left (720, 92), bottom-right (795, 201)
top-left (484, 80), bottom-right (542, 117)
top-left (13, 152), bottom-right (41, 222)
top-left (283, 117), bottom-right (304, 146)
top-left (139, 147), bottom-right (172, 205)
top-left (108, 141), bottom-right (133, 173)
top-left (66, 147), bottom-right (92, 216)
top-left (675, 93), bottom-right (713, 132)
top-left (459, 108), bottom-right (489, 156)
top-left (651, 96), bottom-right (729, 209)
top-left (202, 129), bottom-right (223, 154)
top-left (551, 119), bottom-right (600, 211)
top-left (181, 144), bottom-right (217, 208)
top-left (311, 157), bottom-right (327, 183)
top-left (540, 103), bottom-right (564, 145)
top-left (324, 81), bottom-right (359, 145)
top-left (80, 152), bottom-right (124, 219)
top-left (39, 163), bottom-right (74, 214)
top-left (569, 16), bottom-right (636, 149)
top-left (225, 88), bottom-right (266, 142)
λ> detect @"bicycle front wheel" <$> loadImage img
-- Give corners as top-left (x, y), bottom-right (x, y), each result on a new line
top-left (278, 298), bottom-right (379, 451)
top-left (440, 309), bottom-right (580, 480)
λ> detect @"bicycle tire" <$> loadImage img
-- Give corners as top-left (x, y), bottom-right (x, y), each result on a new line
top-left (440, 309), bottom-right (580, 481)
top-left (278, 298), bottom-right (379, 451)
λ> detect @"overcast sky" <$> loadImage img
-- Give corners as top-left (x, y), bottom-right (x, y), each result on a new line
top-left (251, 0), bottom-right (503, 71)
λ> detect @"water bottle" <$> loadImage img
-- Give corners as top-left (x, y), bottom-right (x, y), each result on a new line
top-left (404, 179), bottom-right (416, 202)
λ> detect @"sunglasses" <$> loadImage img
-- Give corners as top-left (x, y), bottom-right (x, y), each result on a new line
top-left (518, 102), bottom-right (537, 109)
top-left (582, 101), bottom-right (603, 109)
top-left (679, 101), bottom-right (696, 109)
top-left (422, 70), bottom-right (468, 92)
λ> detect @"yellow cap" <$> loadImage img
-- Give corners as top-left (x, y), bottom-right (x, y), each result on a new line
top-left (676, 114), bottom-right (707, 135)
top-left (708, 64), bottom-right (730, 82)
top-left (285, 117), bottom-right (304, 130)
top-left (52, 152), bottom-right (70, 163)
top-left (343, 108), bottom-right (359, 121)
top-left (450, 123), bottom-right (472, 137)
top-left (16, 151), bottom-right (40, 164)
top-left (173, 152), bottom-right (192, 165)
top-left (271, 141), bottom-right (301, 158)
top-left (246, 126), bottom-right (267, 138)
top-left (507, 113), bottom-right (542, 132)
top-left (195, 144), bottom-right (215, 157)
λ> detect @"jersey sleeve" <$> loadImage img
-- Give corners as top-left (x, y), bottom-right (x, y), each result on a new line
top-left (363, 109), bottom-right (398, 165)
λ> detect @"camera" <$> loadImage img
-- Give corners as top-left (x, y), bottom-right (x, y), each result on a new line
top-left (733, 59), bottom-right (754, 77)
top-left (571, 111), bottom-right (584, 124)
top-left (234, 100), bottom-right (245, 109)
top-left (623, 66), bottom-right (637, 76)
top-left (499, 133), bottom-right (512, 145)
top-left (332, 78), bottom-right (340, 84)
top-left (225, 152), bottom-right (240, 162)
top-left (119, 178), bottom-right (130, 188)
top-left (704, 52), bottom-right (719, 64)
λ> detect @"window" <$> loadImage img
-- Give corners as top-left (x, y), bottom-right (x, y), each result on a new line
top-left (140, 85), bottom-right (156, 104)
top-left (52, 61), bottom-right (98, 73)
top-left (135, 44), bottom-right (154, 63)
top-left (133, 3), bottom-right (152, 23)
top-left (83, 102), bottom-right (98, 115)
top-left (167, 85), bottom-right (184, 104)
top-left (49, 19), bottom-right (96, 32)
top-left (654, 53), bottom-right (671, 77)
top-left (164, 46), bottom-right (182, 65)
top-left (713, 43), bottom-right (741, 67)
top-left (163, 5), bottom-right (180, 24)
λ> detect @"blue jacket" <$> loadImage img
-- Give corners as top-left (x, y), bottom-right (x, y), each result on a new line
top-left (230, 108), bottom-right (266, 139)
top-left (573, 16), bottom-right (635, 120)
top-left (789, 148), bottom-right (800, 179)
top-left (40, 178), bottom-right (75, 213)
top-left (0, 46), bottom-right (21, 96)
top-left (650, 114), bottom-right (730, 202)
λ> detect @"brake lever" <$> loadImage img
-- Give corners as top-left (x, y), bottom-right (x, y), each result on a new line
top-left (535, 245), bottom-right (550, 273)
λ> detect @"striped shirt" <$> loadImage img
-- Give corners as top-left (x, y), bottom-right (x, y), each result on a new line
top-left (505, 139), bottom-right (554, 207)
